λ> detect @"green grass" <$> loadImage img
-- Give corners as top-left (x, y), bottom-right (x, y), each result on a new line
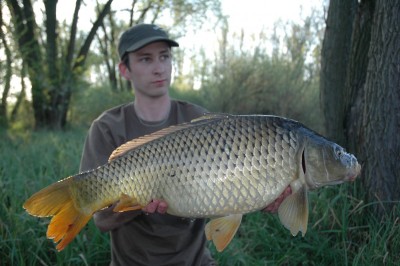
top-left (0, 129), bottom-right (110, 265)
top-left (1, 129), bottom-right (399, 265)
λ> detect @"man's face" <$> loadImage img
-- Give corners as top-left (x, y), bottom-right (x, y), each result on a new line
top-left (121, 41), bottom-right (172, 98)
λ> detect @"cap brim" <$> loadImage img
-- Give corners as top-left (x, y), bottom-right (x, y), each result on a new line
top-left (125, 37), bottom-right (179, 54)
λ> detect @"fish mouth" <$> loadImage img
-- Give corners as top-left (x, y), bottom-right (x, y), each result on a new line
top-left (346, 173), bottom-right (358, 182)
top-left (345, 163), bottom-right (361, 182)
top-left (312, 163), bottom-right (361, 187)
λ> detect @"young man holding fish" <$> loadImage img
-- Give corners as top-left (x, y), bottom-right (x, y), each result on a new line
top-left (78, 24), bottom-right (290, 265)
top-left (79, 24), bottom-right (214, 265)
top-left (23, 23), bottom-right (360, 265)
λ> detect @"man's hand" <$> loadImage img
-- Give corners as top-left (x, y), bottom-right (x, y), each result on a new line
top-left (142, 199), bottom-right (168, 214)
top-left (94, 199), bottom-right (168, 232)
top-left (262, 186), bottom-right (292, 213)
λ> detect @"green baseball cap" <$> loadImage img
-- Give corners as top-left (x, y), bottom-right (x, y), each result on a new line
top-left (118, 24), bottom-right (179, 59)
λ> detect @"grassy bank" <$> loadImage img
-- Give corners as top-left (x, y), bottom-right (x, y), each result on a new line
top-left (0, 129), bottom-right (398, 265)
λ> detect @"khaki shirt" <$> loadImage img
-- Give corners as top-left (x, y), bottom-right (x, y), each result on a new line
top-left (80, 100), bottom-right (215, 266)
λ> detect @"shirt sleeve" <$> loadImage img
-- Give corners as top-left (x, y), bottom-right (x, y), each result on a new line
top-left (79, 119), bottom-right (117, 172)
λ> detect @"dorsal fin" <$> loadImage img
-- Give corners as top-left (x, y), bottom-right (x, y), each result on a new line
top-left (108, 123), bottom-right (190, 162)
top-left (108, 113), bottom-right (228, 162)
top-left (190, 113), bottom-right (230, 122)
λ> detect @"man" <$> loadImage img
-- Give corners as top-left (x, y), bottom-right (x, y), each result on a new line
top-left (80, 24), bottom-right (214, 266)
top-left (80, 23), bottom-right (291, 266)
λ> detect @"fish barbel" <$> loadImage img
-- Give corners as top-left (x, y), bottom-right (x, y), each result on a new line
top-left (23, 114), bottom-right (361, 251)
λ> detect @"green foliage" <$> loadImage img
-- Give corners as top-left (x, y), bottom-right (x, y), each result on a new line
top-left (1, 129), bottom-right (399, 265)
top-left (7, 99), bottom-right (35, 131)
top-left (169, 85), bottom-right (207, 108)
top-left (196, 16), bottom-right (325, 133)
top-left (68, 83), bottom-right (134, 128)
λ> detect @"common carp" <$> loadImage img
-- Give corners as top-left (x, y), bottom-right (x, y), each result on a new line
top-left (23, 114), bottom-right (361, 252)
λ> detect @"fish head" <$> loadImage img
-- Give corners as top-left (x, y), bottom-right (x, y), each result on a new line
top-left (302, 137), bottom-right (361, 189)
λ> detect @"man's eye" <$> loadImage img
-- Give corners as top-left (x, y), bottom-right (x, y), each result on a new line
top-left (140, 57), bottom-right (151, 62)
top-left (161, 54), bottom-right (170, 61)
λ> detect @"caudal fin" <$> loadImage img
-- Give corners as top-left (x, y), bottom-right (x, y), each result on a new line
top-left (23, 177), bottom-right (92, 251)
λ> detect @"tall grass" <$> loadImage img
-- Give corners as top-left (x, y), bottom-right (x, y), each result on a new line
top-left (0, 129), bottom-right (110, 265)
top-left (1, 129), bottom-right (399, 265)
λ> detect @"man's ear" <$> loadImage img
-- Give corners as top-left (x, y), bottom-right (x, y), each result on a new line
top-left (119, 61), bottom-right (130, 80)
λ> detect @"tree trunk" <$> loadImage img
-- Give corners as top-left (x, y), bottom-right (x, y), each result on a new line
top-left (54, 0), bottom-right (114, 128)
top-left (322, 0), bottom-right (400, 215)
top-left (319, 0), bottom-right (358, 145)
top-left (7, 0), bottom-right (113, 129)
top-left (97, 10), bottom-right (118, 91)
top-left (358, 0), bottom-right (400, 213)
top-left (344, 0), bottom-right (375, 157)
top-left (0, 5), bottom-right (12, 127)
top-left (6, 0), bottom-right (48, 128)
top-left (11, 67), bottom-right (27, 122)
top-left (43, 0), bottom-right (64, 128)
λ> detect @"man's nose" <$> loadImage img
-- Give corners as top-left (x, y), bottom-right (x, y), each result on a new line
top-left (153, 60), bottom-right (165, 74)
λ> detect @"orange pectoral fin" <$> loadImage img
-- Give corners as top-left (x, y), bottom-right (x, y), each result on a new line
top-left (113, 193), bottom-right (142, 212)
top-left (205, 214), bottom-right (242, 252)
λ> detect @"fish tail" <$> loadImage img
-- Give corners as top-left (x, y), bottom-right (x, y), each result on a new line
top-left (23, 176), bottom-right (91, 251)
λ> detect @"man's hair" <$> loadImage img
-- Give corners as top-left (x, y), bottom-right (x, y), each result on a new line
top-left (122, 54), bottom-right (130, 70)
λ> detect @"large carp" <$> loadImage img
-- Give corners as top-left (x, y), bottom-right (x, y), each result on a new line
top-left (23, 114), bottom-right (361, 251)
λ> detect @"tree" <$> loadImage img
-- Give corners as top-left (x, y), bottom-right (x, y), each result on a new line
top-left (320, 0), bottom-right (357, 144)
top-left (3, 0), bottom-right (222, 129)
top-left (320, 0), bottom-right (400, 214)
top-left (97, 9), bottom-right (119, 91)
top-left (5, 0), bottom-right (113, 129)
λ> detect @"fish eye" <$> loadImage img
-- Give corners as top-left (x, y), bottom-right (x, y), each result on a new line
top-left (334, 145), bottom-right (343, 158)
